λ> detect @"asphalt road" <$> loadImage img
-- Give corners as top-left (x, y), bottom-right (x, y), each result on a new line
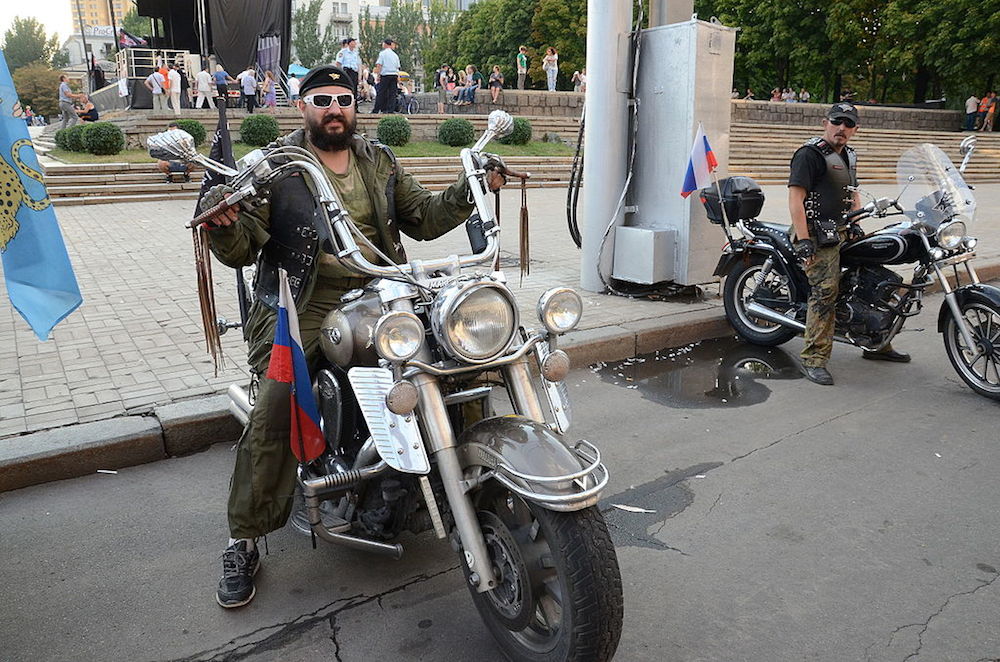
top-left (2, 292), bottom-right (999, 662)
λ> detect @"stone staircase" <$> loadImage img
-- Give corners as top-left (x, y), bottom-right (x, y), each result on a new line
top-left (42, 156), bottom-right (575, 206)
top-left (728, 123), bottom-right (1000, 184)
top-left (38, 119), bottom-right (1000, 206)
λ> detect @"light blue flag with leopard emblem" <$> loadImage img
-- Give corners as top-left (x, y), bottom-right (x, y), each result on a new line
top-left (0, 51), bottom-right (82, 340)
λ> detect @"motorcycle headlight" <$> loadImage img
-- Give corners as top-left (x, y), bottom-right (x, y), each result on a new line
top-left (537, 288), bottom-right (583, 335)
top-left (431, 279), bottom-right (519, 363)
top-left (936, 221), bottom-right (966, 250)
top-left (373, 311), bottom-right (424, 363)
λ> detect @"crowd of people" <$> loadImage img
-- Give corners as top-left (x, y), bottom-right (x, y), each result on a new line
top-left (965, 92), bottom-right (998, 131)
top-left (736, 87), bottom-right (812, 102)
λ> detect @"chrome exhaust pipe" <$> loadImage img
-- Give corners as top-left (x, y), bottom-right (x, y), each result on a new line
top-left (228, 383), bottom-right (251, 426)
top-left (745, 301), bottom-right (806, 332)
top-left (745, 301), bottom-right (853, 345)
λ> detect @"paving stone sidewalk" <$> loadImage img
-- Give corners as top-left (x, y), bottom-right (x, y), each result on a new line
top-left (2, 182), bottom-right (998, 444)
top-left (0, 187), bottom-right (716, 441)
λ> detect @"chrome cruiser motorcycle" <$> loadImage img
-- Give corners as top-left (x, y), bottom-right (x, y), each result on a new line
top-left (148, 111), bottom-right (623, 661)
top-left (707, 141), bottom-right (1000, 400)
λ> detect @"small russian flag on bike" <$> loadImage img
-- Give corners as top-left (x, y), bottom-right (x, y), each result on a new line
top-left (0, 50), bottom-right (82, 339)
top-left (266, 269), bottom-right (325, 463)
top-left (680, 123), bottom-right (719, 198)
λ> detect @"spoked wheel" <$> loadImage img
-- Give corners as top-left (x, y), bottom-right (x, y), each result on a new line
top-left (463, 484), bottom-right (623, 662)
top-left (943, 301), bottom-right (1000, 400)
top-left (722, 256), bottom-right (798, 346)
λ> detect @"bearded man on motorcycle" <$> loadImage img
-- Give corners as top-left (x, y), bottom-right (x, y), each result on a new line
top-left (789, 102), bottom-right (910, 385)
top-left (200, 64), bottom-right (506, 608)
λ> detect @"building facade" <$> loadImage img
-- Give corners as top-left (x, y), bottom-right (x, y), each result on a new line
top-left (69, 0), bottom-right (131, 31)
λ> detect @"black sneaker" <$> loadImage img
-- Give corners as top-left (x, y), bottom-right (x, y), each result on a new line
top-left (216, 540), bottom-right (260, 608)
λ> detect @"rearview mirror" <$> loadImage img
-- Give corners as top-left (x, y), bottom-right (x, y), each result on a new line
top-left (959, 135), bottom-right (977, 156)
top-left (487, 110), bottom-right (514, 138)
top-left (147, 128), bottom-right (198, 161)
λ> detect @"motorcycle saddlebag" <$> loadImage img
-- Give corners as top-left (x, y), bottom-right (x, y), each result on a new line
top-left (699, 176), bottom-right (765, 225)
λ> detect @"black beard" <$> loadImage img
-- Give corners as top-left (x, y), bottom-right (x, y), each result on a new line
top-left (306, 113), bottom-right (356, 151)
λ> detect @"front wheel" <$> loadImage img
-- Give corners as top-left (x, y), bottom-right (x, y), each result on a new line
top-left (463, 485), bottom-right (623, 662)
top-left (943, 300), bottom-right (1000, 400)
top-left (722, 255), bottom-right (798, 346)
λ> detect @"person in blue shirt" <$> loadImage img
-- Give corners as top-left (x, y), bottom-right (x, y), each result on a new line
top-left (213, 65), bottom-right (237, 108)
top-left (335, 37), bottom-right (361, 99)
top-left (372, 38), bottom-right (401, 113)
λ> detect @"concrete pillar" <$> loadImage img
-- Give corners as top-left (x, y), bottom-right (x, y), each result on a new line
top-left (649, 0), bottom-right (694, 27)
top-left (579, 2), bottom-right (632, 292)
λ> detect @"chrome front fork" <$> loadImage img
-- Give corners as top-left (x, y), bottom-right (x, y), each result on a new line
top-left (412, 372), bottom-right (498, 594)
top-left (932, 260), bottom-right (982, 358)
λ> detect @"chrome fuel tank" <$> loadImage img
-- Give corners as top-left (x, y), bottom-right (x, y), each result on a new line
top-left (840, 226), bottom-right (924, 267)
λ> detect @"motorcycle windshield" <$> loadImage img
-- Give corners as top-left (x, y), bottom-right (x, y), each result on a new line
top-left (896, 143), bottom-right (976, 232)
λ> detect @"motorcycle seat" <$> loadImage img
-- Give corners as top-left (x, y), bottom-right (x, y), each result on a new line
top-left (758, 222), bottom-right (792, 237)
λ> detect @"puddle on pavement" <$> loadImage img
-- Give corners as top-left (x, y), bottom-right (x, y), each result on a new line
top-left (590, 336), bottom-right (803, 408)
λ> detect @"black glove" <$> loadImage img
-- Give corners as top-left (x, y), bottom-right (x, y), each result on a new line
top-left (847, 223), bottom-right (865, 241)
top-left (793, 238), bottom-right (816, 260)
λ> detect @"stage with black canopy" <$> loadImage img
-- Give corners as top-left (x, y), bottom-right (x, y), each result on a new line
top-left (134, 0), bottom-right (291, 73)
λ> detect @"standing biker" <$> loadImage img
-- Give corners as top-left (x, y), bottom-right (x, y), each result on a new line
top-left (199, 64), bottom-right (506, 608)
top-left (789, 102), bottom-right (910, 385)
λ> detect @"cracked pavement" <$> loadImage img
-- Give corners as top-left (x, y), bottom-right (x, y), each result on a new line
top-left (2, 293), bottom-right (999, 661)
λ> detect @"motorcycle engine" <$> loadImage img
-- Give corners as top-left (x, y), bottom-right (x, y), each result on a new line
top-left (836, 266), bottom-right (903, 337)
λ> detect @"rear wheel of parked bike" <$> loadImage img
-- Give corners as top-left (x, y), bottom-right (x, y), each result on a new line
top-left (723, 255), bottom-right (798, 347)
top-left (943, 300), bottom-right (1000, 400)
top-left (463, 484), bottom-right (623, 662)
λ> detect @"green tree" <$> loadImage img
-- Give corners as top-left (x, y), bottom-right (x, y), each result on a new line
top-left (2, 17), bottom-right (61, 71)
top-left (51, 49), bottom-right (69, 69)
top-left (429, 0), bottom-right (536, 87)
top-left (292, 0), bottom-right (338, 68)
top-left (11, 62), bottom-right (63, 117)
top-left (529, 0), bottom-right (587, 89)
top-left (120, 7), bottom-right (150, 38)
top-left (382, 0), bottom-right (424, 73)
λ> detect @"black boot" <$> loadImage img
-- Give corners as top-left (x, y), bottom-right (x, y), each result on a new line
top-left (802, 365), bottom-right (834, 385)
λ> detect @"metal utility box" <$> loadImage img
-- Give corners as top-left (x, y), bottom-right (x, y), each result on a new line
top-left (612, 227), bottom-right (677, 285)
top-left (612, 19), bottom-right (736, 286)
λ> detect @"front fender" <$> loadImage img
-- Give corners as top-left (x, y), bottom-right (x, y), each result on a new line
top-left (937, 284), bottom-right (1000, 332)
top-left (455, 416), bottom-right (609, 512)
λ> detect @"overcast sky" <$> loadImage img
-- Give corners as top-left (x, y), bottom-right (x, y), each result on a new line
top-left (1, 1), bottom-right (78, 46)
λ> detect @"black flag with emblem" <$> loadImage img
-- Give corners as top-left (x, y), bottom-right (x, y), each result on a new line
top-left (191, 99), bottom-right (243, 372)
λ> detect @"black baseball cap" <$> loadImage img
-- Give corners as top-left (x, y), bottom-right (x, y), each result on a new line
top-left (298, 64), bottom-right (357, 97)
top-left (828, 102), bottom-right (859, 124)
top-left (383, 38), bottom-right (394, 45)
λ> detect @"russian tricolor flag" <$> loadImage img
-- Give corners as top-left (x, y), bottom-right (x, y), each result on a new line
top-left (266, 269), bottom-right (325, 463)
top-left (680, 123), bottom-right (719, 198)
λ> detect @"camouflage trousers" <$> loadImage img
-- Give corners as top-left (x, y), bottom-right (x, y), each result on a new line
top-left (800, 241), bottom-right (842, 369)
top-left (227, 299), bottom-right (329, 539)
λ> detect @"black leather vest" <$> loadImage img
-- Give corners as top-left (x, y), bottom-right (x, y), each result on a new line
top-left (802, 137), bottom-right (857, 228)
top-left (253, 142), bottom-right (399, 311)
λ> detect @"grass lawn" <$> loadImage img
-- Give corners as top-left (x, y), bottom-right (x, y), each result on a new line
top-left (47, 140), bottom-right (573, 164)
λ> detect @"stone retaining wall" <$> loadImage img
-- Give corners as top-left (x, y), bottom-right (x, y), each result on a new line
top-left (731, 100), bottom-right (963, 132)
top-left (412, 89), bottom-right (584, 117)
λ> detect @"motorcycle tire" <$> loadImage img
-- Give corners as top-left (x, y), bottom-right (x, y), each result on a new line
top-left (722, 255), bottom-right (798, 347)
top-left (942, 300), bottom-right (1000, 400)
top-left (462, 485), bottom-right (623, 662)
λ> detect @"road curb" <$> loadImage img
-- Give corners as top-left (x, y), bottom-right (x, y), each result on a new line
top-left (0, 308), bottom-right (732, 493)
top-left (5, 256), bottom-right (997, 493)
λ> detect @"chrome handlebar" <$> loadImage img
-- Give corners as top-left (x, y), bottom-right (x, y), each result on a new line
top-left (150, 110), bottom-right (517, 278)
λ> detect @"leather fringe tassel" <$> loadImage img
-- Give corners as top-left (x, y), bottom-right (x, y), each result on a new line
top-left (519, 176), bottom-right (529, 285)
top-left (192, 226), bottom-right (223, 375)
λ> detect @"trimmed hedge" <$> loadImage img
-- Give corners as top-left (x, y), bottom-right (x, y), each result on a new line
top-left (174, 118), bottom-right (207, 146)
top-left (54, 128), bottom-right (70, 150)
top-left (81, 122), bottom-right (125, 155)
top-left (498, 117), bottom-right (532, 145)
top-left (240, 114), bottom-right (280, 146)
top-left (377, 115), bottom-right (411, 146)
top-left (437, 117), bottom-right (475, 146)
top-left (64, 124), bottom-right (88, 152)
